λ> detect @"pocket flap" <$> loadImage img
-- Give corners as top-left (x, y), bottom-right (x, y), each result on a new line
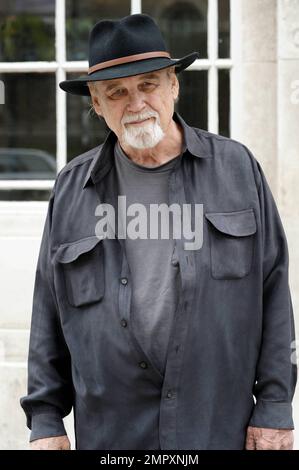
top-left (55, 236), bottom-right (102, 264)
top-left (204, 208), bottom-right (257, 237)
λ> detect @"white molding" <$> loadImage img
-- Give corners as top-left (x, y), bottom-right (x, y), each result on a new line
top-left (0, 328), bottom-right (29, 333)
top-left (0, 362), bottom-right (27, 368)
top-left (62, 61), bottom-right (88, 72)
top-left (0, 180), bottom-right (54, 190)
top-left (208, 0), bottom-right (219, 133)
top-left (56, 0), bottom-right (66, 64)
top-left (56, 0), bottom-right (67, 173)
top-left (182, 59), bottom-right (233, 71)
top-left (0, 62), bottom-right (58, 72)
top-left (213, 58), bottom-right (233, 69)
top-left (0, 201), bottom-right (48, 211)
top-left (131, 0), bottom-right (142, 14)
top-left (230, 0), bottom-right (243, 140)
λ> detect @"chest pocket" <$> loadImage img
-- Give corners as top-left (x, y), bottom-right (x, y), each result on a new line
top-left (204, 208), bottom-right (257, 280)
top-left (55, 236), bottom-right (105, 307)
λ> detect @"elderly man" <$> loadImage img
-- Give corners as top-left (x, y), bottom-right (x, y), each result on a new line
top-left (21, 14), bottom-right (296, 450)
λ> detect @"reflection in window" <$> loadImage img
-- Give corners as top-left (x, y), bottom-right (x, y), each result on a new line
top-left (142, 0), bottom-right (208, 58)
top-left (66, 0), bottom-right (131, 61)
top-left (67, 74), bottom-right (109, 162)
top-left (175, 70), bottom-right (208, 130)
top-left (218, 69), bottom-right (230, 137)
top-left (0, 149), bottom-right (56, 180)
top-left (218, 0), bottom-right (230, 58)
top-left (0, 73), bottom-right (56, 179)
top-left (0, 189), bottom-right (52, 201)
top-left (0, 0), bottom-right (55, 61)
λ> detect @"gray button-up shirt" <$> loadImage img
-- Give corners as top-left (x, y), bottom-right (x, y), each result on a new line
top-left (114, 141), bottom-right (181, 377)
top-left (20, 112), bottom-right (297, 450)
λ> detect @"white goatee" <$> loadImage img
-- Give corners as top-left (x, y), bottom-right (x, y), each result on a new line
top-left (121, 111), bottom-right (165, 149)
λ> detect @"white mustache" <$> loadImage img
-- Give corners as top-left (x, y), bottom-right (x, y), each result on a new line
top-left (121, 111), bottom-right (158, 125)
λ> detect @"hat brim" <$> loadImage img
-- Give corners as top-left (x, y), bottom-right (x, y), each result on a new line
top-left (59, 52), bottom-right (199, 96)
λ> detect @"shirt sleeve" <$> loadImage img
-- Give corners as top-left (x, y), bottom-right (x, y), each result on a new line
top-left (20, 181), bottom-right (73, 441)
top-left (248, 156), bottom-right (297, 429)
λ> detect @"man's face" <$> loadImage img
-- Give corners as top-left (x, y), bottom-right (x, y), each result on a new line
top-left (88, 67), bottom-right (179, 149)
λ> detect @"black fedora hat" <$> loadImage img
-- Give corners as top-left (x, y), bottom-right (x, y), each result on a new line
top-left (59, 14), bottom-right (200, 96)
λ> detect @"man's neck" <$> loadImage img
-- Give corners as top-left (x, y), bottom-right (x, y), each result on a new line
top-left (118, 119), bottom-right (184, 167)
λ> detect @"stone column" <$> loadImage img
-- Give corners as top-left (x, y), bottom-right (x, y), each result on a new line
top-left (277, 0), bottom-right (299, 288)
top-left (240, 0), bottom-right (278, 195)
top-left (277, 0), bottom-right (299, 384)
top-left (240, 0), bottom-right (299, 446)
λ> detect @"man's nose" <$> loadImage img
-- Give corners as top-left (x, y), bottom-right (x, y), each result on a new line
top-left (126, 91), bottom-right (146, 113)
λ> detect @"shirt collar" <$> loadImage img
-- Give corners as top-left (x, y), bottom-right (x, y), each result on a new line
top-left (82, 130), bottom-right (116, 189)
top-left (173, 112), bottom-right (211, 159)
top-left (83, 111), bottom-right (210, 189)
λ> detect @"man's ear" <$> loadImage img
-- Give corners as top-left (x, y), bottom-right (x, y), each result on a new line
top-left (88, 83), bottom-right (102, 116)
top-left (91, 95), bottom-right (102, 117)
top-left (171, 73), bottom-right (179, 101)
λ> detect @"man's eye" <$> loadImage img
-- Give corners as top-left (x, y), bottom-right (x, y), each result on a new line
top-left (141, 82), bottom-right (157, 91)
top-left (110, 89), bottom-right (126, 99)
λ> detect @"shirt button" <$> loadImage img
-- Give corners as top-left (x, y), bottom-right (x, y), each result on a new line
top-left (166, 390), bottom-right (173, 399)
top-left (120, 319), bottom-right (127, 328)
top-left (139, 361), bottom-right (148, 369)
top-left (120, 277), bottom-right (128, 285)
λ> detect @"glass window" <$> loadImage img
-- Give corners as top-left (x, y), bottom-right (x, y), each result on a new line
top-left (218, 69), bottom-right (230, 137)
top-left (0, 73), bottom-right (56, 179)
top-left (0, 189), bottom-right (52, 201)
top-left (0, 0), bottom-right (233, 201)
top-left (175, 70), bottom-right (208, 130)
top-left (67, 73), bottom-right (109, 161)
top-left (142, 0), bottom-right (208, 58)
top-left (0, 0), bottom-right (55, 61)
top-left (66, 0), bottom-right (131, 61)
top-left (218, 0), bottom-right (230, 58)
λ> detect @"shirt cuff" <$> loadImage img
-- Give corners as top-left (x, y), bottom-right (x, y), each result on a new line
top-left (30, 412), bottom-right (67, 442)
top-left (249, 400), bottom-right (294, 429)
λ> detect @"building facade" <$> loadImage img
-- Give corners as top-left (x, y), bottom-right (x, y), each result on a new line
top-left (0, 0), bottom-right (298, 449)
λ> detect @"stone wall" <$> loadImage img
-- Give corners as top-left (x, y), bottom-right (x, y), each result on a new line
top-left (240, 0), bottom-right (299, 447)
top-left (0, 0), bottom-right (298, 449)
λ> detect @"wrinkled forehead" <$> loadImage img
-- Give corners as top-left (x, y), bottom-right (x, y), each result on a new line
top-left (98, 68), bottom-right (172, 91)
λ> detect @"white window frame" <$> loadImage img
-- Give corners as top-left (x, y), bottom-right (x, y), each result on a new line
top-left (0, 0), bottom-right (241, 194)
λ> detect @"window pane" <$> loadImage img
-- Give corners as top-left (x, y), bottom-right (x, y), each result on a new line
top-left (0, 0), bottom-right (55, 61)
top-left (218, 0), bottom-right (230, 58)
top-left (175, 70), bottom-right (207, 130)
top-left (0, 189), bottom-right (52, 201)
top-left (67, 73), bottom-right (109, 162)
top-left (142, 0), bottom-right (208, 59)
top-left (218, 69), bottom-right (230, 137)
top-left (0, 73), bottom-right (56, 179)
top-left (66, 0), bottom-right (131, 61)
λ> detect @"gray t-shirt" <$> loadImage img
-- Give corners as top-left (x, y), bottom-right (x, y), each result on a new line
top-left (114, 141), bottom-right (182, 375)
